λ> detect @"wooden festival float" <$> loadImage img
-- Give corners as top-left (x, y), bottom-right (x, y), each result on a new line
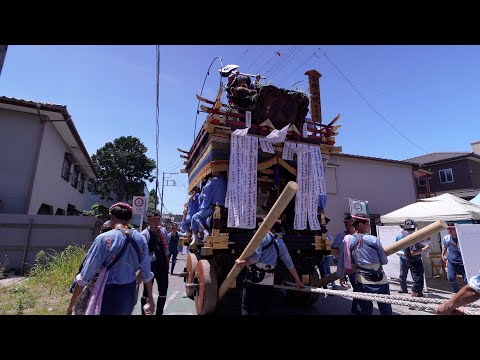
top-left (177, 68), bottom-right (343, 314)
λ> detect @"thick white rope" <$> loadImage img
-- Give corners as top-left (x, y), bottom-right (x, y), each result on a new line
top-left (275, 282), bottom-right (480, 315)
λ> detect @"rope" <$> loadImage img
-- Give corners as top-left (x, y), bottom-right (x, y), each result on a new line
top-left (275, 282), bottom-right (480, 315)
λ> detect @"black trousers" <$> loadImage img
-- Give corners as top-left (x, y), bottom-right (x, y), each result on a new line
top-left (141, 259), bottom-right (169, 315)
top-left (241, 282), bottom-right (275, 315)
top-left (406, 259), bottom-right (424, 294)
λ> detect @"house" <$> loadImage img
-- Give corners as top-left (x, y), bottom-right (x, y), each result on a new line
top-left (0, 96), bottom-right (97, 216)
top-left (325, 153), bottom-right (417, 237)
top-left (405, 141), bottom-right (480, 201)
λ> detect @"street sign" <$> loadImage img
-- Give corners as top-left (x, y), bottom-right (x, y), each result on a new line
top-left (132, 196), bottom-right (147, 215)
top-left (349, 198), bottom-right (369, 215)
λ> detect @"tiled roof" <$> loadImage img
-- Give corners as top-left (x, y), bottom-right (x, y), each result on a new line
top-left (335, 153), bottom-right (416, 166)
top-left (405, 152), bottom-right (470, 165)
top-left (0, 95), bottom-right (66, 109)
top-left (0, 95), bottom-right (97, 177)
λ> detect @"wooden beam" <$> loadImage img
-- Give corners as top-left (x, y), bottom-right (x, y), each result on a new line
top-left (327, 114), bottom-right (341, 127)
top-left (218, 181), bottom-right (299, 302)
top-left (258, 157), bottom-right (278, 171)
top-left (277, 158), bottom-right (297, 176)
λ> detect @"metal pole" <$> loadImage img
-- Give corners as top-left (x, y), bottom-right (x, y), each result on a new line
top-left (159, 172), bottom-right (165, 221)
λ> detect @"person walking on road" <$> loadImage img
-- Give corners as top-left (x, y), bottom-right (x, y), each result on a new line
top-left (67, 202), bottom-right (155, 315)
top-left (140, 210), bottom-right (169, 315)
top-left (167, 225), bottom-right (180, 275)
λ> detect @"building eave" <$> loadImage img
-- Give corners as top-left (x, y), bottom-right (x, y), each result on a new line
top-left (0, 96), bottom-right (98, 178)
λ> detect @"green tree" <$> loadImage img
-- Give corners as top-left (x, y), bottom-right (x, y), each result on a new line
top-left (149, 189), bottom-right (159, 211)
top-left (88, 136), bottom-right (156, 202)
top-left (82, 204), bottom-right (110, 221)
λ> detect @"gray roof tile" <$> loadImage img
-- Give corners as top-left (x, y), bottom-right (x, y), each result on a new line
top-left (405, 152), bottom-right (470, 164)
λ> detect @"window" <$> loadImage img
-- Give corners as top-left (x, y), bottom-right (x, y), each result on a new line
top-left (67, 203), bottom-right (78, 216)
top-left (71, 166), bottom-right (80, 188)
top-left (439, 169), bottom-right (454, 184)
top-left (61, 154), bottom-right (73, 181)
top-left (78, 175), bottom-right (85, 193)
top-left (38, 203), bottom-right (53, 215)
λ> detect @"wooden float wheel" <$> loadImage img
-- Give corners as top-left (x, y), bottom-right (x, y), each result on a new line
top-left (186, 253), bottom-right (198, 299)
top-left (305, 268), bottom-right (321, 305)
top-left (194, 259), bottom-right (218, 315)
top-left (285, 269), bottom-right (320, 306)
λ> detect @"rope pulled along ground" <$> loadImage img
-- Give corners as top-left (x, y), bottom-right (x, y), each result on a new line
top-left (275, 282), bottom-right (480, 315)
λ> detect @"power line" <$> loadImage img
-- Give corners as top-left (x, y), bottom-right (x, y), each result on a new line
top-left (247, 46), bottom-right (267, 70)
top-left (319, 48), bottom-right (433, 157)
top-left (269, 46), bottom-right (304, 81)
top-left (239, 48), bottom-right (249, 62)
top-left (256, 47), bottom-right (287, 74)
top-left (313, 53), bottom-right (463, 131)
top-left (277, 50), bottom-right (317, 88)
top-left (265, 45), bottom-right (295, 78)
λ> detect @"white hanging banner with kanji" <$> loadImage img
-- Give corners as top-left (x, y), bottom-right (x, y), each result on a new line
top-left (294, 145), bottom-right (326, 230)
top-left (282, 141), bottom-right (296, 161)
top-left (226, 130), bottom-right (258, 229)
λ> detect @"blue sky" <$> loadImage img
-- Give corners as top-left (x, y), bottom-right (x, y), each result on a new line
top-left (1, 45), bottom-right (479, 214)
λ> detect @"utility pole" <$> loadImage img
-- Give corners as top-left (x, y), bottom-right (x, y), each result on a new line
top-left (0, 45), bottom-right (7, 77)
top-left (158, 172), bottom-right (178, 222)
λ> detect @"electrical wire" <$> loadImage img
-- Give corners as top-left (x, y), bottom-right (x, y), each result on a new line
top-left (319, 48), bottom-right (434, 157)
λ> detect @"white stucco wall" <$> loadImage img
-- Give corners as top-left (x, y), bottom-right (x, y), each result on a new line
top-left (28, 121), bottom-right (86, 215)
top-left (0, 108), bottom-right (39, 213)
top-left (325, 155), bottom-right (417, 239)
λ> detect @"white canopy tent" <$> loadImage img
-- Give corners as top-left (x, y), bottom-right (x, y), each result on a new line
top-left (380, 193), bottom-right (480, 224)
top-left (471, 193), bottom-right (480, 205)
top-left (379, 193), bottom-right (480, 275)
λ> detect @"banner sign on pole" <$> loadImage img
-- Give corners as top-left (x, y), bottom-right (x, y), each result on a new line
top-left (132, 196), bottom-right (147, 215)
top-left (349, 198), bottom-right (369, 215)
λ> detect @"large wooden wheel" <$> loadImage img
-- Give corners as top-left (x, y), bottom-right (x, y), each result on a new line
top-left (186, 253), bottom-right (198, 299)
top-left (194, 259), bottom-right (218, 315)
